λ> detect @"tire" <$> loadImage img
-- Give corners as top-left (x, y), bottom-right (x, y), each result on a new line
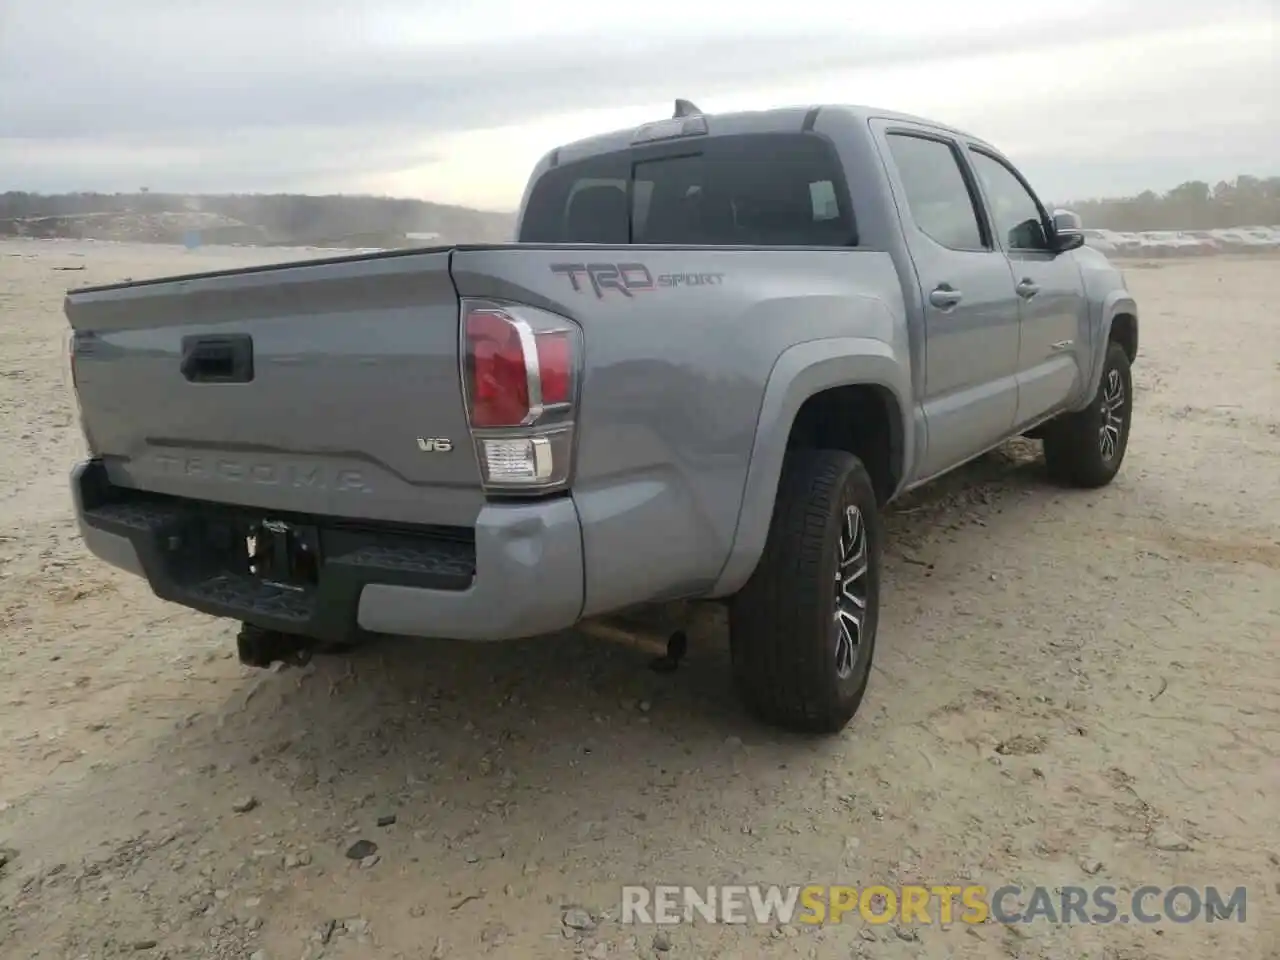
top-left (1042, 340), bottom-right (1133, 488)
top-left (729, 449), bottom-right (881, 734)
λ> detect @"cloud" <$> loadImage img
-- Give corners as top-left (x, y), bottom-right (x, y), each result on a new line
top-left (1, 0), bottom-right (1275, 204)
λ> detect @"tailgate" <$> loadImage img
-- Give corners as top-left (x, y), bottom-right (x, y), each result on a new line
top-left (65, 250), bottom-right (485, 527)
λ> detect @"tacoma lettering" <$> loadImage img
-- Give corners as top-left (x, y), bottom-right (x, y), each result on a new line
top-left (151, 454), bottom-right (371, 494)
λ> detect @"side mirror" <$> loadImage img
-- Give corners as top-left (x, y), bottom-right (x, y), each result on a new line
top-left (1051, 210), bottom-right (1085, 253)
top-left (1053, 229), bottom-right (1086, 253)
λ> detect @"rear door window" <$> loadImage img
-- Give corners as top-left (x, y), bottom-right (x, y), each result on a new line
top-left (884, 133), bottom-right (988, 251)
top-left (519, 133), bottom-right (857, 247)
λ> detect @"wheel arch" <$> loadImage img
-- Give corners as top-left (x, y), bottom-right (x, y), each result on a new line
top-left (709, 339), bottom-right (912, 598)
top-left (1109, 310), bottom-right (1138, 362)
top-left (1081, 292), bottom-right (1139, 404)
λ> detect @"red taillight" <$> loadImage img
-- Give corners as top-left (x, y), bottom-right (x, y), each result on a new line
top-left (463, 305), bottom-right (577, 428)
top-left (461, 300), bottom-right (581, 491)
top-left (536, 331), bottom-right (571, 405)
top-left (465, 308), bottom-right (531, 427)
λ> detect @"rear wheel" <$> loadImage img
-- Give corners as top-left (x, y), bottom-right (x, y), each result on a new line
top-left (729, 449), bottom-right (881, 733)
top-left (1042, 340), bottom-right (1133, 488)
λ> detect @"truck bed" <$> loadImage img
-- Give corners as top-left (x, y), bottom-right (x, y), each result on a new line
top-left (68, 244), bottom-right (459, 295)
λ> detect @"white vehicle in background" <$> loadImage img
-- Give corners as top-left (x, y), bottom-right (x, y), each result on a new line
top-left (1207, 229), bottom-right (1248, 251)
top-left (1080, 229), bottom-right (1117, 255)
top-left (1141, 231), bottom-right (1212, 257)
top-left (1039, 222), bottom-right (1276, 260)
top-left (1128, 233), bottom-right (1167, 257)
top-left (1181, 230), bottom-right (1224, 254)
top-left (1107, 231), bottom-right (1145, 256)
top-left (1236, 227), bottom-right (1280, 249)
top-left (1212, 228), bottom-right (1277, 252)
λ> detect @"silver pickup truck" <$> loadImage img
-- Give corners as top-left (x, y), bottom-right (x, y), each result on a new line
top-left (65, 101), bottom-right (1138, 733)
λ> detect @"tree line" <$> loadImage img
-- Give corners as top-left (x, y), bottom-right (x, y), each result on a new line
top-left (1056, 175), bottom-right (1279, 232)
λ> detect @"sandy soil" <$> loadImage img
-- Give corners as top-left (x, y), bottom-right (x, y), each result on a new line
top-left (1, 238), bottom-right (1277, 960)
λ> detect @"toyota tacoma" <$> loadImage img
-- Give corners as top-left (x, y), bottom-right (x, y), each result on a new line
top-left (64, 101), bottom-right (1138, 733)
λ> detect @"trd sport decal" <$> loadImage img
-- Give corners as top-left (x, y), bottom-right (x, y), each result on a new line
top-left (550, 262), bottom-right (725, 298)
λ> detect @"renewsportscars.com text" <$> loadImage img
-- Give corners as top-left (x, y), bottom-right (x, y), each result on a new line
top-left (621, 884), bottom-right (1248, 926)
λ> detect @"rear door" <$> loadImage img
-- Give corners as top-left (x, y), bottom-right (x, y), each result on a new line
top-left (66, 250), bottom-right (484, 527)
top-left (874, 123), bottom-right (1021, 479)
top-left (964, 147), bottom-right (1088, 427)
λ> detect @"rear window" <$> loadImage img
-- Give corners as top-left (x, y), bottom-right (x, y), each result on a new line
top-left (519, 133), bottom-right (857, 247)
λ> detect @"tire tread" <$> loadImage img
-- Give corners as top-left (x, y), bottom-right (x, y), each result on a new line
top-left (730, 449), bottom-right (878, 733)
top-left (1043, 341), bottom-right (1132, 489)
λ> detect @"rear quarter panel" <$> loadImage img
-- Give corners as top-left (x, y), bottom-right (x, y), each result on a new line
top-left (452, 246), bottom-right (909, 613)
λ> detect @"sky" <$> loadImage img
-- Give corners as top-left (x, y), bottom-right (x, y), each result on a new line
top-left (1, 0), bottom-right (1276, 211)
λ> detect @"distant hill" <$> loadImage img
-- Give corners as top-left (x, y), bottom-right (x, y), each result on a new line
top-left (0, 191), bottom-right (516, 247)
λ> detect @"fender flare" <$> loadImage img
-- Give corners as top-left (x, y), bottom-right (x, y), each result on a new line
top-left (709, 338), bottom-right (913, 598)
top-left (1081, 292), bottom-right (1139, 404)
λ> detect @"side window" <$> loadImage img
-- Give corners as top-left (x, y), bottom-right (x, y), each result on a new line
top-left (885, 133), bottom-right (986, 251)
top-left (809, 180), bottom-right (840, 221)
top-left (967, 151), bottom-right (1050, 251)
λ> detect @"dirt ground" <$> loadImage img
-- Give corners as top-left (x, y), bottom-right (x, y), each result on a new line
top-left (1, 239), bottom-right (1277, 960)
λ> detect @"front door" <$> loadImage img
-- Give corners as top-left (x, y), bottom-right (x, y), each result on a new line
top-left (966, 148), bottom-right (1088, 428)
top-left (876, 126), bottom-right (1021, 480)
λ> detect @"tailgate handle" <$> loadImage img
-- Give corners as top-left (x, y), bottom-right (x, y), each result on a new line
top-left (180, 335), bottom-right (254, 383)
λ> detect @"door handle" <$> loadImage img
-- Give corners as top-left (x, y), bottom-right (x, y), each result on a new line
top-left (1016, 278), bottom-right (1040, 299)
top-left (929, 284), bottom-right (963, 310)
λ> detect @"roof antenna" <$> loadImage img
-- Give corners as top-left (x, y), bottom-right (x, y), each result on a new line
top-left (673, 99), bottom-right (702, 119)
